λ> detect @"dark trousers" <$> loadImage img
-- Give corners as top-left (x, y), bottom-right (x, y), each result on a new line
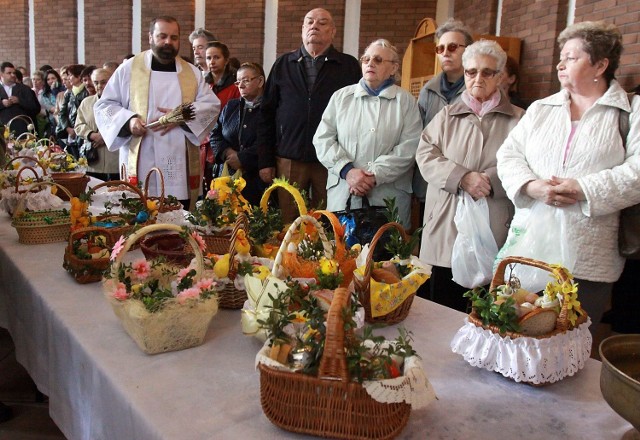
top-left (417, 265), bottom-right (471, 313)
top-left (610, 259), bottom-right (640, 333)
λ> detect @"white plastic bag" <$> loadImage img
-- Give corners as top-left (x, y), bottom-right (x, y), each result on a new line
top-left (451, 192), bottom-right (499, 289)
top-left (495, 201), bottom-right (577, 292)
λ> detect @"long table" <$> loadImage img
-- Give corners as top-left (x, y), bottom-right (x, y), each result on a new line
top-left (0, 217), bottom-right (633, 440)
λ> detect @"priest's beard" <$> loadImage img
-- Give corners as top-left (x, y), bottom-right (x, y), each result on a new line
top-left (151, 43), bottom-right (178, 63)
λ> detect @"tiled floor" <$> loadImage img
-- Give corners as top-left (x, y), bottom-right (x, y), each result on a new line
top-left (0, 328), bottom-right (66, 440)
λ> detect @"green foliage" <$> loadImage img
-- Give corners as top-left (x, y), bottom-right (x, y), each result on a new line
top-left (247, 206), bottom-right (283, 246)
top-left (383, 197), bottom-right (422, 260)
top-left (464, 287), bottom-right (521, 334)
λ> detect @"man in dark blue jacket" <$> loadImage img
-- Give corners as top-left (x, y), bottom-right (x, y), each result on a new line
top-left (257, 8), bottom-right (361, 221)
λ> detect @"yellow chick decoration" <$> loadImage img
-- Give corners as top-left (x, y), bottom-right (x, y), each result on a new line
top-left (146, 199), bottom-right (159, 219)
top-left (254, 265), bottom-right (271, 281)
top-left (235, 229), bottom-right (251, 256)
top-left (213, 253), bottom-right (231, 278)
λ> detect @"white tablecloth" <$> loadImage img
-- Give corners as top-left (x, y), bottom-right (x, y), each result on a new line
top-left (0, 218), bottom-right (633, 440)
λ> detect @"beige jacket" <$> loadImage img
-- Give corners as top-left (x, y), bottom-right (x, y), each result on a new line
top-left (74, 94), bottom-right (119, 175)
top-left (416, 94), bottom-right (525, 267)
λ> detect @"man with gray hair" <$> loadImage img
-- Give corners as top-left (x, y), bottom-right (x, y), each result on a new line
top-left (189, 28), bottom-right (216, 74)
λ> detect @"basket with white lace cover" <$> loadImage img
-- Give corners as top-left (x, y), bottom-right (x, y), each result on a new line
top-left (103, 224), bottom-right (219, 354)
top-left (450, 256), bottom-right (591, 385)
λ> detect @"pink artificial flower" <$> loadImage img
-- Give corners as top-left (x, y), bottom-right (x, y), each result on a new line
top-left (110, 235), bottom-right (127, 261)
top-left (177, 287), bottom-right (201, 304)
top-left (177, 267), bottom-right (192, 280)
top-left (196, 278), bottom-right (214, 291)
top-left (206, 189), bottom-right (218, 200)
top-left (132, 259), bottom-right (151, 280)
top-left (191, 231), bottom-right (206, 253)
top-left (113, 282), bottom-right (129, 301)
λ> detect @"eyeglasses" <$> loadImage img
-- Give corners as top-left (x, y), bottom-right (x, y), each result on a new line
top-left (464, 68), bottom-right (500, 79)
top-left (435, 43), bottom-right (466, 54)
top-left (359, 55), bottom-right (395, 65)
top-left (234, 76), bottom-right (260, 87)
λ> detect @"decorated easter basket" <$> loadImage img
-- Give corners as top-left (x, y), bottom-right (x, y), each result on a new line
top-left (140, 232), bottom-right (194, 268)
top-left (257, 286), bottom-right (435, 440)
top-left (63, 226), bottom-right (114, 284)
top-left (450, 256), bottom-right (591, 385)
top-left (353, 222), bottom-right (430, 325)
top-left (11, 181), bottom-right (72, 244)
top-left (103, 224), bottom-right (219, 354)
top-left (250, 179), bottom-right (307, 259)
top-left (50, 172), bottom-right (90, 201)
top-left (143, 166), bottom-right (183, 214)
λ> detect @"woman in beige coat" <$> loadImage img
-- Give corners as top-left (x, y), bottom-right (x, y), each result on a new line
top-left (415, 40), bottom-right (525, 312)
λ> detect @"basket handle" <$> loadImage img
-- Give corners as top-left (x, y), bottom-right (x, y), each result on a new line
top-left (317, 286), bottom-right (350, 382)
top-left (13, 180), bottom-right (73, 217)
top-left (259, 180), bottom-right (307, 216)
top-left (271, 214), bottom-right (333, 277)
top-left (90, 179), bottom-right (147, 205)
top-left (6, 115), bottom-right (34, 130)
top-left (312, 209), bottom-right (348, 259)
top-left (491, 256), bottom-right (573, 331)
top-left (110, 224), bottom-right (204, 281)
top-left (5, 155), bottom-right (46, 172)
top-left (68, 226), bottom-right (114, 248)
top-left (360, 221), bottom-right (408, 286)
top-left (14, 166), bottom-right (44, 193)
top-left (143, 167), bottom-right (166, 211)
top-left (225, 212), bottom-right (249, 279)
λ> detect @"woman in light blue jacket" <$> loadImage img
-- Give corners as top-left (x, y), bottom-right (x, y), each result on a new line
top-left (313, 39), bottom-right (422, 228)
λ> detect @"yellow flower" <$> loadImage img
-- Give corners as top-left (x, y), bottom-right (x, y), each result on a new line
top-left (319, 257), bottom-right (339, 275)
top-left (131, 284), bottom-right (143, 294)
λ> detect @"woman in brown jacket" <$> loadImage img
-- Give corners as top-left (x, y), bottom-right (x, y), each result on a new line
top-left (415, 40), bottom-right (525, 312)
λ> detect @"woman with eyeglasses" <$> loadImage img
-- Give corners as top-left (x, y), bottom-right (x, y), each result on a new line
top-left (210, 62), bottom-right (267, 205)
top-left (203, 41), bottom-right (241, 191)
top-left (314, 39), bottom-right (422, 228)
top-left (415, 40), bottom-right (525, 312)
top-left (497, 22), bottom-right (640, 330)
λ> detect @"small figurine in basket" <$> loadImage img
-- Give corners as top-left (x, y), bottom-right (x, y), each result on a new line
top-left (103, 224), bottom-right (220, 354)
top-left (255, 285), bottom-right (436, 440)
top-left (451, 257), bottom-right (592, 385)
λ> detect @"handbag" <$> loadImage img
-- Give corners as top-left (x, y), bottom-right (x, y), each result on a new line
top-left (79, 141), bottom-right (99, 165)
top-left (334, 195), bottom-right (390, 260)
top-left (617, 96), bottom-right (640, 259)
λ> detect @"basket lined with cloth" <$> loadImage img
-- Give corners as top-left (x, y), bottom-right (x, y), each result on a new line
top-left (450, 256), bottom-right (591, 385)
top-left (11, 181), bottom-right (72, 244)
top-left (353, 222), bottom-right (430, 325)
top-left (103, 224), bottom-right (219, 354)
top-left (256, 286), bottom-right (436, 440)
top-left (63, 226), bottom-right (114, 283)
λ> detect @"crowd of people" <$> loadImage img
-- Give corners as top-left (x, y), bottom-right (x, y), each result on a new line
top-left (0, 10), bottom-right (638, 334)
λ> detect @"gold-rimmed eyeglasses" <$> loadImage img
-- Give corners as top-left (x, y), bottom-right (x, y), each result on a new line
top-left (435, 43), bottom-right (466, 54)
top-left (464, 68), bottom-right (500, 79)
top-left (234, 76), bottom-right (260, 87)
top-left (359, 55), bottom-right (395, 66)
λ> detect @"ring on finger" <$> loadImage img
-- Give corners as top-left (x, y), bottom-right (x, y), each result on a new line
top-left (554, 201), bottom-right (559, 206)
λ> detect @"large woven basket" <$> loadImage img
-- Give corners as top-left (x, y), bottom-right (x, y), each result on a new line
top-left (104, 223), bottom-right (218, 354)
top-left (353, 222), bottom-right (425, 325)
top-left (51, 172), bottom-right (90, 201)
top-left (258, 286), bottom-right (411, 439)
top-left (468, 256), bottom-right (589, 339)
top-left (11, 181), bottom-right (72, 244)
top-left (90, 180), bottom-right (155, 244)
top-left (63, 226), bottom-right (113, 284)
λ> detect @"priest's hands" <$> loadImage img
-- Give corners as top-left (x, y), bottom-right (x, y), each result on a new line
top-left (129, 117), bottom-right (147, 137)
top-left (151, 107), bottom-right (179, 135)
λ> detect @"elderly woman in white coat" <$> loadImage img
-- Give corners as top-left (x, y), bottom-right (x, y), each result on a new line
top-left (313, 38), bottom-right (422, 229)
top-left (416, 40), bottom-right (525, 312)
top-left (497, 21), bottom-right (640, 328)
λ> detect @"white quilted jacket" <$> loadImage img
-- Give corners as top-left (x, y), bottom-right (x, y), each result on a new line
top-left (497, 81), bottom-right (640, 282)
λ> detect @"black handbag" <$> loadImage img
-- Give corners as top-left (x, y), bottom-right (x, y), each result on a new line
top-left (79, 141), bottom-right (99, 165)
top-left (334, 195), bottom-right (391, 260)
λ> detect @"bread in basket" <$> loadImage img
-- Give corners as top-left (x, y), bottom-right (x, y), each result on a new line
top-left (450, 256), bottom-right (591, 385)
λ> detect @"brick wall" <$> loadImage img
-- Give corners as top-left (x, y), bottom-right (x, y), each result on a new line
top-left (141, 0), bottom-right (195, 61)
top-left (204, 0), bottom-right (265, 65)
top-left (575, 0), bottom-right (640, 91)
top-left (454, 0), bottom-right (497, 35)
top-left (359, 0), bottom-right (436, 62)
top-left (84, 0), bottom-right (132, 67)
top-left (3, 0), bottom-right (30, 70)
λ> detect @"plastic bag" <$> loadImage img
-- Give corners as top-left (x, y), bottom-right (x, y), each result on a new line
top-left (451, 192), bottom-right (499, 289)
top-left (495, 201), bottom-right (577, 292)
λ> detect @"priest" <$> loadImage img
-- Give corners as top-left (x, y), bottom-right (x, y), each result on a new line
top-left (95, 16), bottom-right (220, 210)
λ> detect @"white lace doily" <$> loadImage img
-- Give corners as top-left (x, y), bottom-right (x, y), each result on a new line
top-left (0, 187), bottom-right (65, 215)
top-left (450, 317), bottom-right (592, 384)
top-left (255, 340), bottom-right (436, 409)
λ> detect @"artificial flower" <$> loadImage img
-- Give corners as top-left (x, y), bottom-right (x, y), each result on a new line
top-left (110, 235), bottom-right (126, 261)
top-left (113, 282), bottom-right (129, 301)
top-left (196, 278), bottom-right (215, 291)
top-left (177, 287), bottom-right (201, 304)
top-left (132, 259), bottom-right (151, 279)
top-left (178, 267), bottom-right (192, 280)
top-left (191, 231), bottom-right (206, 253)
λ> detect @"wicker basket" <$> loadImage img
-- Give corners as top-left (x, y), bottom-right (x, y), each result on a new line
top-left (51, 172), bottom-right (90, 201)
top-left (140, 232), bottom-right (194, 268)
top-left (353, 222), bottom-right (427, 325)
top-left (104, 223), bottom-right (218, 354)
top-left (258, 286), bottom-right (411, 440)
top-left (469, 256), bottom-right (588, 339)
top-left (90, 180), bottom-right (155, 244)
top-left (63, 226), bottom-right (113, 283)
top-left (215, 213), bottom-right (252, 309)
top-left (11, 181), bottom-right (73, 244)
top-left (143, 166), bottom-right (182, 213)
